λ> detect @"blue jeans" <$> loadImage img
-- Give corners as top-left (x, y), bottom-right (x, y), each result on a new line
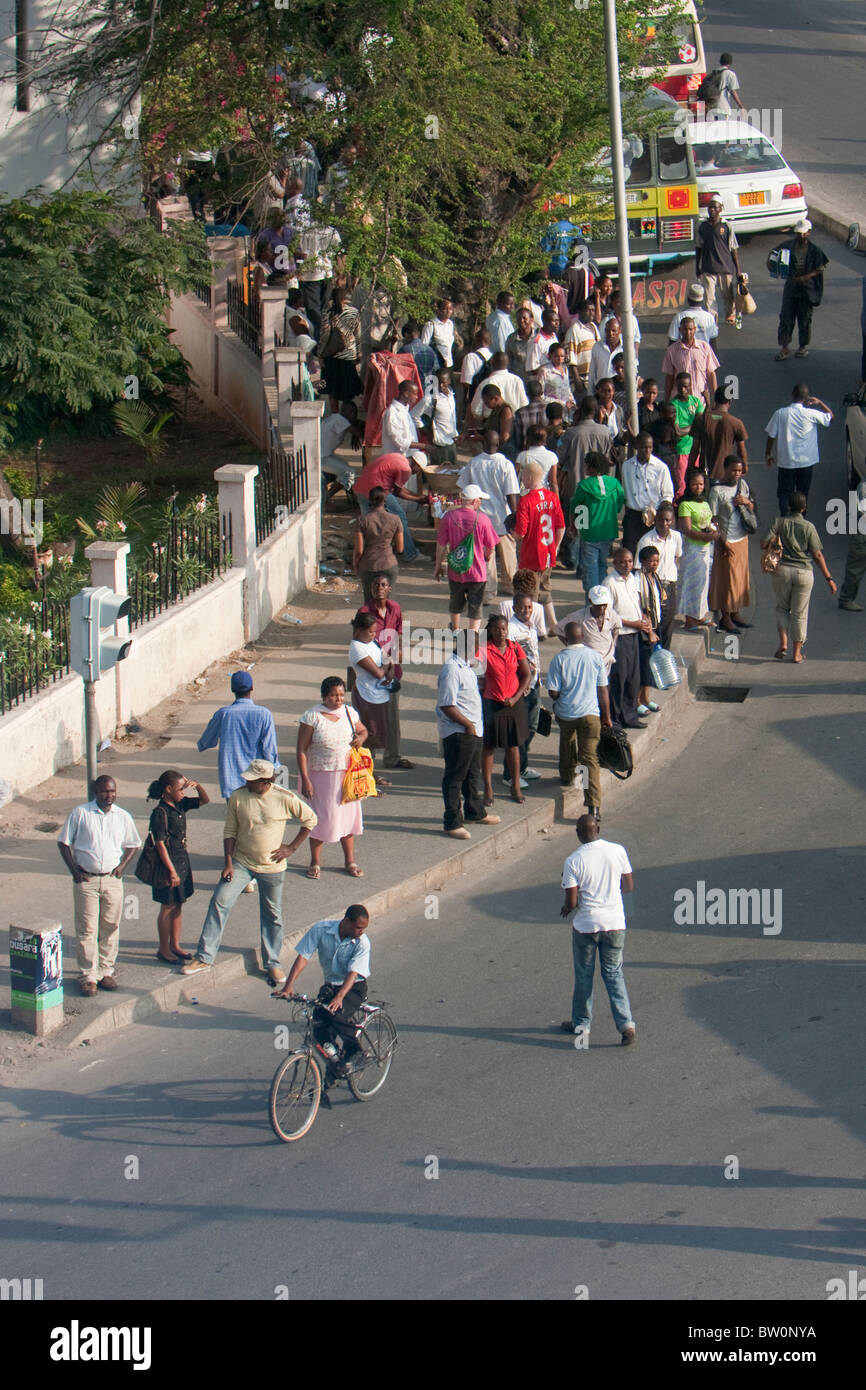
top-left (570, 929), bottom-right (633, 1033)
top-left (358, 492), bottom-right (418, 561)
top-left (580, 540), bottom-right (611, 592)
top-left (196, 863), bottom-right (284, 970)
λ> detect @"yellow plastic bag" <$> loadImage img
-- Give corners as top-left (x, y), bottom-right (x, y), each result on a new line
top-left (341, 745), bottom-right (377, 802)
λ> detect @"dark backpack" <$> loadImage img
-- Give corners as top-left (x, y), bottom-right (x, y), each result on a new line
top-left (697, 68), bottom-right (724, 106)
top-left (598, 727), bottom-right (634, 781)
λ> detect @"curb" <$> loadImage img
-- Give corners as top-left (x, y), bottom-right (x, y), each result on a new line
top-left (805, 201), bottom-right (859, 252)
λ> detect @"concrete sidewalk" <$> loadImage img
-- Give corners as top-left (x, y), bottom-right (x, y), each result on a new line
top-left (0, 515), bottom-right (713, 1060)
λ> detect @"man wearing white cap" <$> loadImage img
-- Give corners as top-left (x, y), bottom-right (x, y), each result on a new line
top-left (668, 284), bottom-right (718, 348)
top-left (458, 429), bottom-right (520, 598)
top-left (435, 485), bottom-right (500, 637)
top-left (773, 220), bottom-right (829, 360)
top-left (695, 195), bottom-right (740, 323)
top-left (182, 761), bottom-right (317, 985)
top-left (555, 585), bottom-right (623, 675)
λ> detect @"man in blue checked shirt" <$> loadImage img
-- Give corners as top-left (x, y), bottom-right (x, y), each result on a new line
top-left (197, 671), bottom-right (280, 800)
top-left (276, 906), bottom-right (371, 1073)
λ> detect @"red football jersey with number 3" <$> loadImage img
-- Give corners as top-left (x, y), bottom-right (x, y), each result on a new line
top-left (514, 487), bottom-right (565, 570)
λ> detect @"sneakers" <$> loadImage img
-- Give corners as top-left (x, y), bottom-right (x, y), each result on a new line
top-left (98, 975), bottom-right (118, 992)
top-left (446, 827), bottom-right (471, 839)
top-left (502, 774), bottom-right (529, 788)
top-left (522, 768), bottom-right (542, 781)
top-left (621, 1027), bottom-right (636, 1047)
top-left (243, 881), bottom-right (257, 894)
top-left (181, 957), bottom-right (211, 975)
top-left (80, 979), bottom-right (98, 997)
top-left (267, 966), bottom-right (287, 986)
top-left (839, 600), bottom-right (864, 612)
top-left (475, 814), bottom-right (501, 826)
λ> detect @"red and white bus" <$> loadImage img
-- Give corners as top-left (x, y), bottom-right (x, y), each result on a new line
top-left (639, 1), bottom-right (707, 105)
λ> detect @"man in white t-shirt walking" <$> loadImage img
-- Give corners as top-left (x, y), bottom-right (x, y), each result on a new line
top-left (764, 382), bottom-right (833, 514)
top-left (560, 814), bottom-right (635, 1046)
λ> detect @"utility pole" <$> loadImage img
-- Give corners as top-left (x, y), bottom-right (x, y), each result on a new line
top-left (603, 0), bottom-right (639, 438)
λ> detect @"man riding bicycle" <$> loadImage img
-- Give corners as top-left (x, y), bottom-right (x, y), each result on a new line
top-left (275, 906), bottom-right (371, 1075)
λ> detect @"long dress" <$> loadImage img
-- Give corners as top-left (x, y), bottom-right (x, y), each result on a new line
top-left (678, 499), bottom-right (714, 618)
top-left (298, 706), bottom-right (363, 844)
top-left (708, 483), bottom-right (752, 611)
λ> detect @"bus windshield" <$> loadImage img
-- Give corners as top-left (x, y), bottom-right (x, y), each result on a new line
top-left (589, 136), bottom-right (652, 187)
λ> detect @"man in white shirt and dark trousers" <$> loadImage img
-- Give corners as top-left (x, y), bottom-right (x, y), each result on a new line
top-left (621, 434), bottom-right (675, 555)
top-left (607, 548), bottom-right (650, 730)
top-left (436, 648), bottom-right (501, 839)
top-left (765, 383), bottom-right (833, 514)
top-left (57, 776), bottom-right (142, 996)
top-left (560, 814), bottom-right (635, 1047)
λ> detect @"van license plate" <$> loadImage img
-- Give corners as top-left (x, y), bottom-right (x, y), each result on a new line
top-left (738, 191), bottom-right (765, 206)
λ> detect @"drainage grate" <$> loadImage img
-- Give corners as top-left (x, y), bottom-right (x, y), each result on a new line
top-left (695, 685), bottom-right (750, 703)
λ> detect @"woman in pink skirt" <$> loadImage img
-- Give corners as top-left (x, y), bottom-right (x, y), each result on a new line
top-left (296, 676), bottom-right (368, 880)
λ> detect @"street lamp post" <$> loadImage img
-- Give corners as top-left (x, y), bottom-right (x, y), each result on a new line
top-left (602, 0), bottom-right (639, 437)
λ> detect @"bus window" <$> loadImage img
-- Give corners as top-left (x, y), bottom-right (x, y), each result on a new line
top-left (591, 137), bottom-right (652, 188)
top-left (657, 134), bottom-right (690, 182)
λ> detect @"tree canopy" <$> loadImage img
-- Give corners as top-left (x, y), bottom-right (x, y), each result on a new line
top-left (21, 1), bottom-right (684, 315)
top-left (0, 191), bottom-right (209, 446)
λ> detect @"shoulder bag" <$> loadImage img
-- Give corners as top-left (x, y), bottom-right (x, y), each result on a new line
top-left (134, 805), bottom-right (169, 885)
top-left (447, 513), bottom-right (479, 575)
top-left (341, 706), bottom-right (377, 803)
top-left (737, 480), bottom-right (758, 534)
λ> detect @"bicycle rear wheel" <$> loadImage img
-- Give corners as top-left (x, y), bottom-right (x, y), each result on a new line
top-left (269, 1051), bottom-right (321, 1141)
top-left (348, 1012), bottom-right (397, 1100)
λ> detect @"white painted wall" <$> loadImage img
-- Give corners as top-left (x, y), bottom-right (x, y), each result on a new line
top-left (0, 502), bottom-right (317, 798)
top-left (0, 0), bottom-right (139, 198)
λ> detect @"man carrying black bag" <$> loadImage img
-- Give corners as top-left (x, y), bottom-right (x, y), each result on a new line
top-left (771, 220), bottom-right (829, 361)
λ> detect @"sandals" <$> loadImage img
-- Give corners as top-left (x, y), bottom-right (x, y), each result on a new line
top-left (156, 951), bottom-right (181, 964)
top-left (377, 776), bottom-right (392, 787)
top-left (510, 789), bottom-right (526, 804)
top-left (775, 348), bottom-right (790, 361)
top-left (773, 649), bottom-right (787, 660)
top-left (344, 863), bottom-right (364, 877)
top-left (306, 865), bottom-right (321, 879)
top-left (388, 758), bottom-right (415, 770)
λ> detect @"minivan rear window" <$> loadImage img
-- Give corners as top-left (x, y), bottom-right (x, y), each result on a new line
top-left (692, 136), bottom-right (786, 177)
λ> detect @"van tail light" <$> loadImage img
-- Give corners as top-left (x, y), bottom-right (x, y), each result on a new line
top-left (698, 191), bottom-right (715, 207)
top-left (782, 182), bottom-right (803, 200)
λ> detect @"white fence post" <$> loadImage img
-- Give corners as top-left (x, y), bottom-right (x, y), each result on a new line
top-left (275, 347), bottom-right (305, 432)
top-left (215, 463), bottom-right (259, 640)
top-left (290, 400), bottom-right (325, 504)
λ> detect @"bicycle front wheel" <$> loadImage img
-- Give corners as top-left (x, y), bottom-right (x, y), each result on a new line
top-left (269, 1051), bottom-right (321, 1141)
top-left (348, 1012), bottom-right (398, 1100)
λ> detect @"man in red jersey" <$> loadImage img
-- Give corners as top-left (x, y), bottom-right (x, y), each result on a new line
top-left (512, 459), bottom-right (565, 628)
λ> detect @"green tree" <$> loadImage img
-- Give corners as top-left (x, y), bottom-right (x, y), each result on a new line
top-left (26, 2), bottom-right (685, 314)
top-left (0, 191), bottom-right (209, 447)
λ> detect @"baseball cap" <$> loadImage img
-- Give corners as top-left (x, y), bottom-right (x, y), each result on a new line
top-left (241, 760), bottom-right (275, 781)
top-left (794, 218), bottom-right (812, 233)
top-left (707, 193), bottom-right (723, 207)
top-left (588, 585), bottom-right (612, 606)
top-left (687, 283), bottom-right (705, 303)
top-left (461, 484), bottom-right (490, 501)
top-left (230, 670), bottom-right (253, 693)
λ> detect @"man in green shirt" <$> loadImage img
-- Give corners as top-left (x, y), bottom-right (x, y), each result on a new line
top-left (569, 451), bottom-right (625, 594)
top-left (182, 760), bottom-right (317, 985)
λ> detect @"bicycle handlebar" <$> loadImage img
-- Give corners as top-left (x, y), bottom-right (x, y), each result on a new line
top-left (270, 991), bottom-right (311, 1002)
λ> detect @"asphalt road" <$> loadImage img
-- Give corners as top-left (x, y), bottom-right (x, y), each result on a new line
top-left (701, 1), bottom-right (866, 229)
top-left (2, 230), bottom-right (865, 1306)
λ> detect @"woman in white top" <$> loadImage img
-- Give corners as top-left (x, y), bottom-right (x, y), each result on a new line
top-left (297, 677), bottom-right (368, 879)
top-left (348, 611), bottom-right (395, 784)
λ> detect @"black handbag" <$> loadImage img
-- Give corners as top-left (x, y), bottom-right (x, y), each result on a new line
top-left (134, 833), bottom-right (160, 885)
top-left (598, 727), bottom-right (634, 781)
top-left (536, 706), bottom-right (553, 738)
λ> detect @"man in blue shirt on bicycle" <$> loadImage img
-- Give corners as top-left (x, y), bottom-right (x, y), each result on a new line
top-left (275, 906), bottom-right (371, 1073)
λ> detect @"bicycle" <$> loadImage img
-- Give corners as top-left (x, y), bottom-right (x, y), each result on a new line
top-left (268, 992), bottom-right (398, 1143)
